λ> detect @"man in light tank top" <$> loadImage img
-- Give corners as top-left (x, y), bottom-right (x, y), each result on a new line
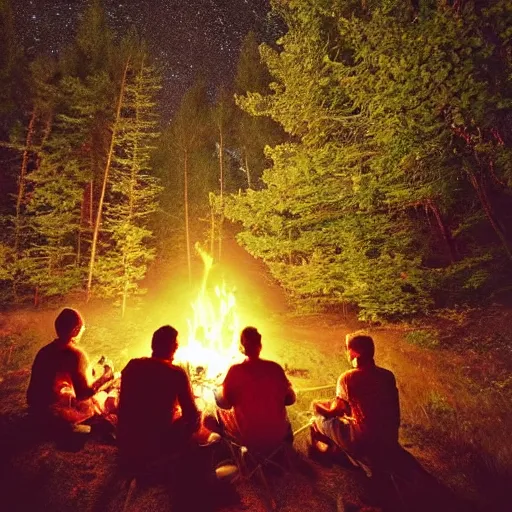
top-left (312, 333), bottom-right (400, 464)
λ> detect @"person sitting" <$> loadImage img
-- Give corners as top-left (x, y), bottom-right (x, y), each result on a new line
top-left (117, 325), bottom-right (201, 471)
top-left (211, 326), bottom-right (296, 455)
top-left (311, 333), bottom-right (400, 466)
top-left (27, 308), bottom-right (114, 435)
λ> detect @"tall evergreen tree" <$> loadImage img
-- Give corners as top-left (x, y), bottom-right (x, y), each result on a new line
top-left (164, 78), bottom-right (211, 281)
top-left (226, 0), bottom-right (512, 319)
top-left (95, 38), bottom-right (162, 315)
top-left (233, 31), bottom-right (285, 189)
top-left (20, 0), bottom-right (116, 302)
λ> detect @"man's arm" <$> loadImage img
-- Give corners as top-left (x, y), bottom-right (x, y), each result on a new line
top-left (315, 373), bottom-right (350, 418)
top-left (215, 367), bottom-right (234, 409)
top-left (284, 375), bottom-right (296, 406)
top-left (176, 370), bottom-right (201, 433)
top-left (70, 348), bottom-right (96, 401)
top-left (314, 396), bottom-right (349, 419)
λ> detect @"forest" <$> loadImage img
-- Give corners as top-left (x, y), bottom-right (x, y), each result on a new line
top-left (0, 1), bottom-right (511, 510)
top-left (1, 0), bottom-right (512, 321)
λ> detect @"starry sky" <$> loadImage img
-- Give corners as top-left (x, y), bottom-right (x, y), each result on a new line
top-left (13, 0), bottom-right (277, 119)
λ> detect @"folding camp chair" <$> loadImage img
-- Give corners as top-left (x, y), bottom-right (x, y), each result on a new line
top-left (309, 420), bottom-right (372, 476)
top-left (121, 433), bottom-right (223, 512)
top-left (218, 436), bottom-right (296, 510)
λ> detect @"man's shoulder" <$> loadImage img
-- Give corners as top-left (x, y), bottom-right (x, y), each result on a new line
top-left (124, 358), bottom-right (186, 377)
top-left (343, 365), bottom-right (396, 385)
top-left (40, 340), bottom-right (84, 360)
top-left (339, 368), bottom-right (358, 381)
top-left (259, 358), bottom-right (286, 374)
top-left (233, 358), bottom-right (285, 374)
top-left (375, 365), bottom-right (397, 382)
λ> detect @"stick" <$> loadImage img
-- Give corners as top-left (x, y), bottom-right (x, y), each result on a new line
top-left (296, 384), bottom-right (336, 393)
top-left (293, 420), bottom-right (314, 437)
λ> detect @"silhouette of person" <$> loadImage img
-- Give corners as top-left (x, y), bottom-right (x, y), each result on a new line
top-left (312, 333), bottom-right (400, 464)
top-left (117, 325), bottom-right (201, 470)
top-left (27, 308), bottom-right (113, 433)
top-left (211, 326), bottom-right (296, 454)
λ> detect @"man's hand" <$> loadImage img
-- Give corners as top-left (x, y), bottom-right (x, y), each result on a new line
top-left (314, 397), bottom-right (348, 419)
top-left (97, 356), bottom-right (114, 380)
top-left (102, 358), bottom-right (114, 380)
top-left (314, 401), bottom-right (327, 416)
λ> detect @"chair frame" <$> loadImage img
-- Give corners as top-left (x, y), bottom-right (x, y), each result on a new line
top-left (219, 436), bottom-right (295, 510)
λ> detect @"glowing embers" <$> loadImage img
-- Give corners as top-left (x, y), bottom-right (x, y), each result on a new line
top-left (174, 245), bottom-right (242, 388)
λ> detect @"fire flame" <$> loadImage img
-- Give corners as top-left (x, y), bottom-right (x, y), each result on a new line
top-left (174, 244), bottom-right (243, 385)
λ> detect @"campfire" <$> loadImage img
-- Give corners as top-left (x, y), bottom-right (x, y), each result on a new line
top-left (174, 245), bottom-right (243, 408)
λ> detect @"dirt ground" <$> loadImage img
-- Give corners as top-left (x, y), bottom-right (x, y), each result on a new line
top-left (0, 238), bottom-right (510, 511)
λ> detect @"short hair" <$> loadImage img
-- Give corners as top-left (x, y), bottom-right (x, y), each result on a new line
top-left (346, 333), bottom-right (375, 361)
top-left (55, 308), bottom-right (83, 340)
top-left (240, 326), bottom-right (261, 355)
top-left (151, 325), bottom-right (178, 357)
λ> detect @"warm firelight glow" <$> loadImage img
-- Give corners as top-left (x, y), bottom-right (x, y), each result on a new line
top-left (174, 244), bottom-right (243, 384)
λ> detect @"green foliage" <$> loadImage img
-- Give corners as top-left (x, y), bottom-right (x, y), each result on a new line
top-left (0, 243), bottom-right (13, 280)
top-left (232, 31), bottom-right (286, 189)
top-left (0, 2), bottom-right (162, 308)
top-left (225, 0), bottom-right (512, 320)
top-left (96, 47), bottom-right (162, 313)
top-left (404, 329), bottom-right (440, 349)
top-left (424, 390), bottom-right (457, 427)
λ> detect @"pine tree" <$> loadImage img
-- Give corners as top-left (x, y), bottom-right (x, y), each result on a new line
top-left (95, 39), bottom-right (162, 315)
top-left (226, 0), bottom-right (512, 319)
top-left (210, 86), bottom-right (235, 259)
top-left (165, 78), bottom-right (211, 281)
top-left (20, 0), bottom-right (116, 303)
top-left (233, 31), bottom-right (285, 189)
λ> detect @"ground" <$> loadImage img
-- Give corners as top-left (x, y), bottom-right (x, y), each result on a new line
top-left (0, 238), bottom-right (510, 511)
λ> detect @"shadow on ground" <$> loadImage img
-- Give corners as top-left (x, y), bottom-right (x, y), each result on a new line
top-left (0, 395), bottom-right (486, 512)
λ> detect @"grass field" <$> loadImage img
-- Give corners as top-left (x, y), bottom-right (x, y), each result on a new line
top-left (1, 244), bottom-right (511, 510)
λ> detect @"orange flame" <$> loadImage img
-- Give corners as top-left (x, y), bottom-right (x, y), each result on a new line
top-left (174, 244), bottom-right (242, 383)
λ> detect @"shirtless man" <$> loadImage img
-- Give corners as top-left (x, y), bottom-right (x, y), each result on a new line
top-left (27, 308), bottom-right (113, 432)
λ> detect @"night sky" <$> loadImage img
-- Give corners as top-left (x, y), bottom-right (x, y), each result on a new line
top-left (13, 0), bottom-right (276, 119)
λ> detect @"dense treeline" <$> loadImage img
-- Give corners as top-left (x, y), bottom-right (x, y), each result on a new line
top-left (0, 0), bottom-right (282, 312)
top-left (225, 0), bottom-right (512, 320)
top-left (0, 0), bottom-right (162, 314)
top-left (2, 0), bottom-right (511, 321)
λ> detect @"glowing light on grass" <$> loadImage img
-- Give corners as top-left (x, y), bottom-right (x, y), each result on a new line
top-left (174, 244), bottom-right (242, 382)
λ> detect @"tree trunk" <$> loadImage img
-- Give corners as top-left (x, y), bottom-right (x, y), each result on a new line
top-left (244, 150), bottom-right (252, 189)
top-left (218, 127), bottom-right (224, 261)
top-left (120, 66), bottom-right (141, 318)
top-left (426, 200), bottom-right (457, 264)
top-left (210, 199), bottom-right (215, 255)
top-left (121, 261), bottom-right (128, 318)
top-left (184, 148), bottom-right (192, 284)
top-left (12, 109), bottom-right (38, 300)
top-left (13, 109), bottom-right (37, 257)
top-left (467, 170), bottom-right (512, 262)
top-left (86, 57), bottom-right (130, 301)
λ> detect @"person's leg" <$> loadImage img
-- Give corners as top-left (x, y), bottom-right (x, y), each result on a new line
top-left (311, 416), bottom-right (352, 453)
top-left (204, 407), bottom-right (241, 443)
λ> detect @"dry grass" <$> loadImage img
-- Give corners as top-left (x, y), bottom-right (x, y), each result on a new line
top-left (0, 300), bottom-right (511, 511)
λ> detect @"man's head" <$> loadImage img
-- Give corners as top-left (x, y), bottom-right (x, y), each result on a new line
top-left (152, 325), bottom-right (179, 360)
top-left (345, 332), bottom-right (375, 367)
top-left (240, 326), bottom-right (262, 358)
top-left (55, 308), bottom-right (84, 342)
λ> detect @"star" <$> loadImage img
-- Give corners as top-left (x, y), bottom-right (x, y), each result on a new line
top-left (14, 0), bottom-right (274, 118)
